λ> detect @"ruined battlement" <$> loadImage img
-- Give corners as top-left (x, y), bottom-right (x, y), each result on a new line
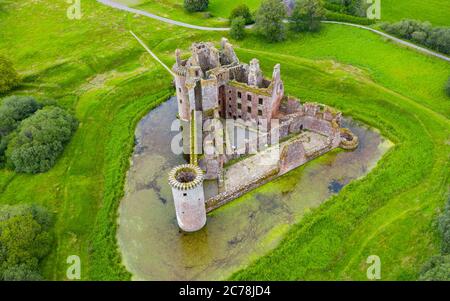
top-left (173, 38), bottom-right (284, 122)
top-left (169, 38), bottom-right (358, 232)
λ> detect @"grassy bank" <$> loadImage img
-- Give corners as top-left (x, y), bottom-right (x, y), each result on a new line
top-left (116, 0), bottom-right (450, 27)
top-left (0, 0), bottom-right (202, 280)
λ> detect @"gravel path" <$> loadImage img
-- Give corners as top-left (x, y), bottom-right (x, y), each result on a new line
top-left (98, 0), bottom-right (450, 63)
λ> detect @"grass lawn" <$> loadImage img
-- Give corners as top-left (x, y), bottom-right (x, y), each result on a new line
top-left (0, 0), bottom-right (215, 280)
top-left (0, 0), bottom-right (448, 280)
top-left (381, 0), bottom-right (450, 26)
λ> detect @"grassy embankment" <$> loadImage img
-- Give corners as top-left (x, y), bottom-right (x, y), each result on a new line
top-left (381, 0), bottom-right (450, 26)
top-left (0, 0), bottom-right (213, 280)
top-left (116, 0), bottom-right (260, 26)
top-left (0, 0), bottom-right (448, 280)
top-left (231, 40), bottom-right (449, 279)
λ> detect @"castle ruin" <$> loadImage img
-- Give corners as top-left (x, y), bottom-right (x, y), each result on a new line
top-left (169, 38), bottom-right (358, 232)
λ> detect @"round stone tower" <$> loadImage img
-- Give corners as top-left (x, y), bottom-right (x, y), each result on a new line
top-left (168, 164), bottom-right (206, 232)
top-left (173, 49), bottom-right (191, 121)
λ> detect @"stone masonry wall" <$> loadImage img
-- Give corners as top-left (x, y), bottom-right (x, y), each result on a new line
top-left (205, 167), bottom-right (280, 213)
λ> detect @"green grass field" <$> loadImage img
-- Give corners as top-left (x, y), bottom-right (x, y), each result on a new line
top-left (0, 0), bottom-right (448, 280)
top-left (116, 0), bottom-right (450, 27)
top-left (381, 0), bottom-right (450, 26)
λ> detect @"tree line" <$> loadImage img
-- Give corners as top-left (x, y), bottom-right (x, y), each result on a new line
top-left (420, 197), bottom-right (450, 280)
top-left (0, 204), bottom-right (53, 280)
top-left (381, 20), bottom-right (450, 55)
top-left (0, 95), bottom-right (78, 173)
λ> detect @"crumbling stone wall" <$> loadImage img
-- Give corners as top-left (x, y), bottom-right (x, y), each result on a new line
top-left (205, 167), bottom-right (280, 212)
top-left (279, 137), bottom-right (307, 175)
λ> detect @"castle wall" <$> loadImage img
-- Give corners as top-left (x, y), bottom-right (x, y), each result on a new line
top-left (200, 78), bottom-right (218, 112)
top-left (223, 84), bottom-right (272, 123)
top-left (205, 167), bottom-right (279, 213)
top-left (175, 75), bottom-right (190, 121)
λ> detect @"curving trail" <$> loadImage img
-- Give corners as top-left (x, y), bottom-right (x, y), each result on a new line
top-left (97, 0), bottom-right (230, 31)
top-left (98, 0), bottom-right (450, 63)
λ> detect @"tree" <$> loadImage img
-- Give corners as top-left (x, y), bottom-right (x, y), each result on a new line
top-left (0, 204), bottom-right (53, 281)
top-left (255, 0), bottom-right (287, 42)
top-left (184, 0), bottom-right (209, 12)
top-left (6, 106), bottom-right (78, 173)
top-left (411, 31), bottom-right (427, 44)
top-left (230, 4), bottom-right (253, 25)
top-left (0, 96), bottom-right (41, 166)
top-left (290, 0), bottom-right (325, 32)
top-left (438, 198), bottom-right (450, 254)
top-left (0, 55), bottom-right (20, 94)
top-left (446, 77), bottom-right (450, 98)
top-left (381, 20), bottom-right (450, 55)
top-left (230, 17), bottom-right (246, 40)
top-left (0, 96), bottom-right (41, 137)
top-left (419, 255), bottom-right (450, 281)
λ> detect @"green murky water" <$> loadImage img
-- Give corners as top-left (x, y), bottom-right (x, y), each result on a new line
top-left (117, 97), bottom-right (392, 280)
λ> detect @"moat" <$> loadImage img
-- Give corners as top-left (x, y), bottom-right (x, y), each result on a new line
top-left (117, 96), bottom-right (392, 280)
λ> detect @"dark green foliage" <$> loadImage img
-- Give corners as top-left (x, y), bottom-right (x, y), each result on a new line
top-left (0, 204), bottom-right (53, 281)
top-left (184, 0), bottom-right (209, 12)
top-left (381, 20), bottom-right (450, 55)
top-left (438, 198), bottom-right (450, 254)
top-left (446, 77), bottom-right (450, 97)
top-left (229, 4), bottom-right (253, 25)
top-left (230, 16), bottom-right (246, 40)
top-left (0, 96), bottom-right (41, 137)
top-left (0, 96), bottom-right (41, 166)
top-left (6, 106), bottom-right (78, 173)
top-left (419, 198), bottom-right (450, 280)
top-left (323, 0), bottom-right (342, 12)
top-left (255, 0), bottom-right (287, 42)
top-left (0, 55), bottom-right (20, 94)
top-left (328, 0), bottom-right (367, 17)
top-left (347, 0), bottom-right (368, 17)
top-left (324, 11), bottom-right (375, 25)
top-left (290, 0), bottom-right (325, 32)
top-left (419, 255), bottom-right (450, 281)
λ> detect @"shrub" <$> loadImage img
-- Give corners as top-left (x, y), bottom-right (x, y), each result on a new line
top-left (438, 198), bottom-right (450, 254)
top-left (419, 255), bottom-right (450, 281)
top-left (323, 1), bottom-right (342, 13)
top-left (324, 11), bottom-right (375, 25)
top-left (381, 20), bottom-right (450, 55)
top-left (0, 204), bottom-right (53, 280)
top-left (229, 4), bottom-right (253, 25)
top-left (230, 17), bottom-right (246, 40)
top-left (338, 0), bottom-right (368, 17)
top-left (290, 0), bottom-right (325, 32)
top-left (446, 77), bottom-right (450, 97)
top-left (255, 0), bottom-right (287, 42)
top-left (0, 96), bottom-right (41, 137)
top-left (6, 106), bottom-right (78, 173)
top-left (0, 96), bottom-right (41, 166)
top-left (0, 55), bottom-right (20, 94)
top-left (419, 198), bottom-right (450, 280)
top-left (184, 0), bottom-right (209, 12)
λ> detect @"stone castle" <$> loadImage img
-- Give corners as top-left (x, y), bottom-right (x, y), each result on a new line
top-left (168, 38), bottom-right (358, 232)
